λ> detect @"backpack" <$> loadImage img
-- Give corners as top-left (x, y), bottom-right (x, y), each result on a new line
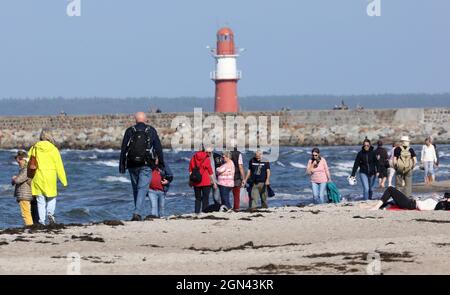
top-left (127, 126), bottom-right (153, 164)
top-left (396, 146), bottom-right (413, 174)
top-left (190, 156), bottom-right (207, 183)
top-left (326, 182), bottom-right (341, 203)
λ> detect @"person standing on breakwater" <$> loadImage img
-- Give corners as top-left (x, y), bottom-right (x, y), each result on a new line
top-left (11, 151), bottom-right (33, 226)
top-left (148, 157), bottom-right (173, 218)
top-left (387, 142), bottom-right (399, 187)
top-left (28, 130), bottom-right (67, 225)
top-left (230, 142), bottom-right (245, 211)
top-left (189, 148), bottom-right (217, 213)
top-left (350, 139), bottom-right (378, 200)
top-left (394, 136), bottom-right (417, 197)
top-left (375, 141), bottom-right (389, 188)
top-left (216, 151), bottom-right (235, 210)
top-left (120, 112), bottom-right (164, 221)
top-left (421, 137), bottom-right (438, 186)
top-left (306, 148), bottom-right (331, 204)
top-left (242, 150), bottom-right (271, 209)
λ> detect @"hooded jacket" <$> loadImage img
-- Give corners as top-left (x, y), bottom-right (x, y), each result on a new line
top-left (28, 141), bottom-right (68, 197)
top-left (351, 146), bottom-right (378, 177)
top-left (189, 151), bottom-right (213, 187)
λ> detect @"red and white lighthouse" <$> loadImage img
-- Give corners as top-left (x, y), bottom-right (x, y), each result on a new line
top-left (210, 27), bottom-right (242, 113)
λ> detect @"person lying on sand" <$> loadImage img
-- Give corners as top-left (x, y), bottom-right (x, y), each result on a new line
top-left (367, 187), bottom-right (450, 211)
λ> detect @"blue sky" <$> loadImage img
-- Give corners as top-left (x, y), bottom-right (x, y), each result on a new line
top-left (0, 0), bottom-right (449, 98)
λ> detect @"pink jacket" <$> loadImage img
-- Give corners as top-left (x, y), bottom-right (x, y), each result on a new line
top-left (308, 158), bottom-right (330, 184)
top-left (216, 161), bottom-right (235, 187)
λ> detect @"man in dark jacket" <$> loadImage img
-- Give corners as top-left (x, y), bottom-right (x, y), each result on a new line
top-left (351, 139), bottom-right (378, 200)
top-left (119, 112), bottom-right (164, 221)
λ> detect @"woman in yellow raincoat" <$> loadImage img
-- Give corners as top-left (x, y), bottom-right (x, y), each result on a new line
top-left (28, 130), bottom-right (67, 225)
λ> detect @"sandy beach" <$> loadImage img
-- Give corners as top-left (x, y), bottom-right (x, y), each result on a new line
top-left (0, 201), bottom-right (449, 275)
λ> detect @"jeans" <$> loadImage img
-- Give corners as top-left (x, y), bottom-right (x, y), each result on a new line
top-left (311, 182), bottom-right (327, 204)
top-left (36, 195), bottom-right (56, 225)
top-left (194, 186), bottom-right (211, 213)
top-left (218, 185), bottom-right (232, 209)
top-left (360, 173), bottom-right (377, 200)
top-left (148, 189), bottom-right (165, 217)
top-left (424, 161), bottom-right (435, 177)
top-left (129, 166), bottom-right (152, 217)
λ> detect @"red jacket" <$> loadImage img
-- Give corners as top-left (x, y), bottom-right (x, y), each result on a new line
top-left (189, 151), bottom-right (213, 187)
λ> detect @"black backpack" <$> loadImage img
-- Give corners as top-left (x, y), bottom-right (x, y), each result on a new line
top-left (190, 156), bottom-right (207, 183)
top-left (127, 126), bottom-right (152, 164)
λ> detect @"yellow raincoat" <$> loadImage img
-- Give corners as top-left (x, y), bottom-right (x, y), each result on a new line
top-left (28, 141), bottom-right (67, 197)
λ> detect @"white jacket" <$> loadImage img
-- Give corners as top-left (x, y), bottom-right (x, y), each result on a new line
top-left (421, 144), bottom-right (437, 163)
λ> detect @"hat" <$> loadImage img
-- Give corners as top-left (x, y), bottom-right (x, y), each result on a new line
top-left (400, 136), bottom-right (410, 142)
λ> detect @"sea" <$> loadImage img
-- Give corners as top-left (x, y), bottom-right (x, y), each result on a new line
top-left (1, 145), bottom-right (449, 229)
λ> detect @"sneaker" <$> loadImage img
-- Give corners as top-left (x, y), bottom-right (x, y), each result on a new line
top-left (130, 214), bottom-right (142, 221)
top-left (47, 214), bottom-right (56, 225)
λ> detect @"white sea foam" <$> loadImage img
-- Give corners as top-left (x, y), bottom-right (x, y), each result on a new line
top-left (290, 162), bottom-right (306, 169)
top-left (291, 148), bottom-right (304, 154)
top-left (92, 148), bottom-right (116, 153)
top-left (0, 184), bottom-right (12, 192)
top-left (332, 161), bottom-right (354, 171)
top-left (182, 157), bottom-right (191, 162)
top-left (100, 176), bottom-right (130, 183)
top-left (80, 154), bottom-right (98, 160)
top-left (333, 171), bottom-right (349, 178)
top-left (276, 161), bottom-right (286, 167)
top-left (94, 160), bottom-right (119, 167)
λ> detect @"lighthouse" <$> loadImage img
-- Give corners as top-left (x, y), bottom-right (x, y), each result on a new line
top-left (210, 27), bottom-right (242, 113)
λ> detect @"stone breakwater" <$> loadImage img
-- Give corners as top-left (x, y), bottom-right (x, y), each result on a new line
top-left (0, 108), bottom-right (448, 149)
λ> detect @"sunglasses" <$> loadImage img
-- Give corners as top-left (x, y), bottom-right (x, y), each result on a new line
top-left (313, 154), bottom-right (319, 157)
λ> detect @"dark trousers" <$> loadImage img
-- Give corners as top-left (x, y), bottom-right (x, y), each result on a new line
top-left (31, 198), bottom-right (39, 224)
top-left (381, 186), bottom-right (416, 209)
top-left (194, 186), bottom-right (211, 213)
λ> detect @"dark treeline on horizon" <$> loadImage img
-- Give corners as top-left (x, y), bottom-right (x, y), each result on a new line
top-left (0, 93), bottom-right (449, 116)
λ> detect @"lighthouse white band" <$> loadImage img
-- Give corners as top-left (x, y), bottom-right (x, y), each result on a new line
top-left (212, 56), bottom-right (241, 80)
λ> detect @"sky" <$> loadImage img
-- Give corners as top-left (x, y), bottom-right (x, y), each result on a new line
top-left (0, 0), bottom-right (449, 98)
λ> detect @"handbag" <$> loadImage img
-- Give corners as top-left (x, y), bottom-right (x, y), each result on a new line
top-left (27, 146), bottom-right (38, 178)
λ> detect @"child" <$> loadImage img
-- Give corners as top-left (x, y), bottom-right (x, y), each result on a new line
top-left (11, 151), bottom-right (34, 226)
top-left (147, 159), bottom-right (173, 218)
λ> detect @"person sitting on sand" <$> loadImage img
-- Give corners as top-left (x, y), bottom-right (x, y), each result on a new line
top-left (368, 186), bottom-right (450, 211)
top-left (11, 151), bottom-right (34, 226)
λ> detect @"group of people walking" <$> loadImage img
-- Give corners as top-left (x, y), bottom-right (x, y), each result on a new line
top-left (11, 130), bottom-right (67, 226)
top-left (349, 135), bottom-right (440, 201)
top-left (10, 112), bottom-right (445, 226)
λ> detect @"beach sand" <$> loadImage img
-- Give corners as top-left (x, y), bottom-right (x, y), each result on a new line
top-left (0, 202), bottom-right (449, 275)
